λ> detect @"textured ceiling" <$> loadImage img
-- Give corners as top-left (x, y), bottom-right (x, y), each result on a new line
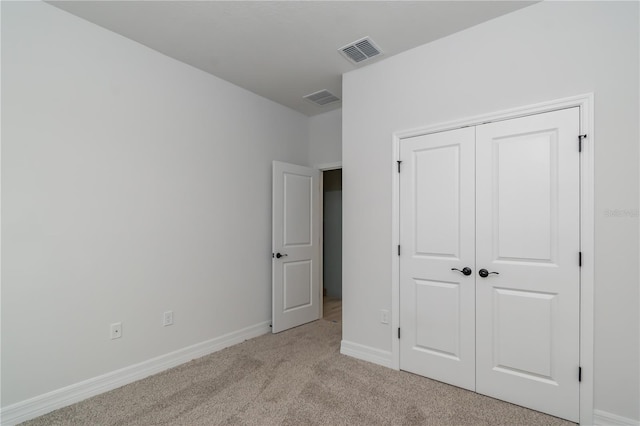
top-left (48, 1), bottom-right (536, 116)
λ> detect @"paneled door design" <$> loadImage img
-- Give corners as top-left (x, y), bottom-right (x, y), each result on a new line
top-left (399, 108), bottom-right (580, 421)
top-left (399, 127), bottom-right (477, 391)
top-left (272, 161), bottom-right (320, 333)
top-left (475, 108), bottom-right (580, 421)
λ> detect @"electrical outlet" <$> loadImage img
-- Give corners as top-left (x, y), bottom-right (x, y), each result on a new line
top-left (110, 322), bottom-right (122, 339)
top-left (163, 311), bottom-right (173, 327)
top-left (380, 309), bottom-right (389, 324)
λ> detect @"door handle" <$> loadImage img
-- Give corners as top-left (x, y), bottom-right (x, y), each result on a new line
top-left (451, 267), bottom-right (472, 276)
top-left (478, 269), bottom-right (499, 278)
top-left (275, 252), bottom-right (288, 259)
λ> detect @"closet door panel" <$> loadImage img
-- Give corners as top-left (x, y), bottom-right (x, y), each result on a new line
top-left (399, 127), bottom-right (476, 391)
top-left (475, 108), bottom-right (580, 422)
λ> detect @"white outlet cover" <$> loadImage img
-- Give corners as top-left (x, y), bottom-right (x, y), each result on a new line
top-left (110, 322), bottom-right (122, 339)
top-left (163, 311), bottom-right (173, 326)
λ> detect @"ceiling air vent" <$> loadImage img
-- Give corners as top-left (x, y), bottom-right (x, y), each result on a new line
top-left (303, 89), bottom-right (340, 106)
top-left (339, 36), bottom-right (383, 64)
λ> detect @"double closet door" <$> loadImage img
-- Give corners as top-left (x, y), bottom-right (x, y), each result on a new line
top-left (399, 108), bottom-right (580, 422)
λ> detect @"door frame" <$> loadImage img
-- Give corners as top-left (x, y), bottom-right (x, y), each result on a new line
top-left (316, 162), bottom-right (343, 318)
top-left (390, 94), bottom-right (594, 424)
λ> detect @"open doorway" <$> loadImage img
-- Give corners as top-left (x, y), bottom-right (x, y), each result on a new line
top-left (322, 168), bottom-right (342, 322)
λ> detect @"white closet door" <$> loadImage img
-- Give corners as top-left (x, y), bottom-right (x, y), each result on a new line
top-left (399, 127), bottom-right (476, 390)
top-left (475, 108), bottom-right (581, 422)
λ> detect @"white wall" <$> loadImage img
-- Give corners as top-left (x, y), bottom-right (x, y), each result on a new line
top-left (1, 1), bottom-right (309, 408)
top-left (342, 1), bottom-right (639, 422)
top-left (308, 108), bottom-right (342, 167)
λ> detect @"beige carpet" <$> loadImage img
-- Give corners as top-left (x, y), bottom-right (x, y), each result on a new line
top-left (22, 320), bottom-right (574, 425)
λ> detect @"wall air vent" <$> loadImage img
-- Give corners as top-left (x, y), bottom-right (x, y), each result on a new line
top-left (339, 36), bottom-right (383, 64)
top-left (303, 89), bottom-right (340, 106)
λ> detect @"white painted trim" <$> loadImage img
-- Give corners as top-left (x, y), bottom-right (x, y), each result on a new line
top-left (0, 3), bottom-right (4, 414)
top-left (319, 171), bottom-right (325, 317)
top-left (391, 93), bottom-right (595, 425)
top-left (578, 93), bottom-right (595, 426)
top-left (318, 165), bottom-right (343, 317)
top-left (314, 151), bottom-right (343, 311)
top-left (391, 138), bottom-right (401, 371)
top-left (340, 340), bottom-right (393, 368)
top-left (593, 410), bottom-right (640, 426)
top-left (0, 321), bottom-right (271, 426)
top-left (393, 94), bottom-right (595, 140)
top-left (314, 161), bottom-right (342, 171)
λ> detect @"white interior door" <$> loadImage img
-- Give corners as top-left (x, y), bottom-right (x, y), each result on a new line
top-left (399, 127), bottom-right (476, 390)
top-left (399, 108), bottom-right (580, 422)
top-left (272, 161), bottom-right (320, 333)
top-left (475, 108), bottom-right (580, 421)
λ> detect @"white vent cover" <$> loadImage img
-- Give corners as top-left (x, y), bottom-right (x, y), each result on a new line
top-left (339, 36), bottom-right (383, 64)
top-left (303, 89), bottom-right (340, 106)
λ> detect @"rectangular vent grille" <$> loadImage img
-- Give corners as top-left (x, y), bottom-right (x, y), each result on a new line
top-left (303, 90), bottom-right (340, 106)
top-left (339, 37), bottom-right (383, 64)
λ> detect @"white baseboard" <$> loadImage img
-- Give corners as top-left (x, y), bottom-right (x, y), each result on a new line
top-left (340, 340), bottom-right (392, 368)
top-left (593, 409), bottom-right (639, 426)
top-left (0, 321), bottom-right (271, 426)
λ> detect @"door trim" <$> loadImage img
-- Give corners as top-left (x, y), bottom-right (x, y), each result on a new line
top-left (390, 94), bottom-right (594, 424)
top-left (318, 162), bottom-right (342, 318)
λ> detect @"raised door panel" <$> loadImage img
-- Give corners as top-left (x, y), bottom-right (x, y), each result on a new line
top-left (283, 260), bottom-right (312, 312)
top-left (494, 132), bottom-right (556, 263)
top-left (414, 279), bottom-right (461, 359)
top-left (493, 288), bottom-right (555, 381)
top-left (284, 173), bottom-right (312, 247)
top-left (414, 145), bottom-right (461, 259)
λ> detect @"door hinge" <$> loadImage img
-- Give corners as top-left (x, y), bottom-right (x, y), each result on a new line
top-left (398, 328), bottom-right (401, 339)
top-left (579, 366), bottom-right (582, 382)
top-left (397, 160), bottom-right (402, 173)
top-left (397, 245), bottom-right (401, 256)
top-left (578, 134), bottom-right (587, 152)
top-left (579, 251), bottom-right (582, 267)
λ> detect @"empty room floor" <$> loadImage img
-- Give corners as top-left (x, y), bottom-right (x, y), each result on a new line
top-left (22, 313), bottom-right (574, 426)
